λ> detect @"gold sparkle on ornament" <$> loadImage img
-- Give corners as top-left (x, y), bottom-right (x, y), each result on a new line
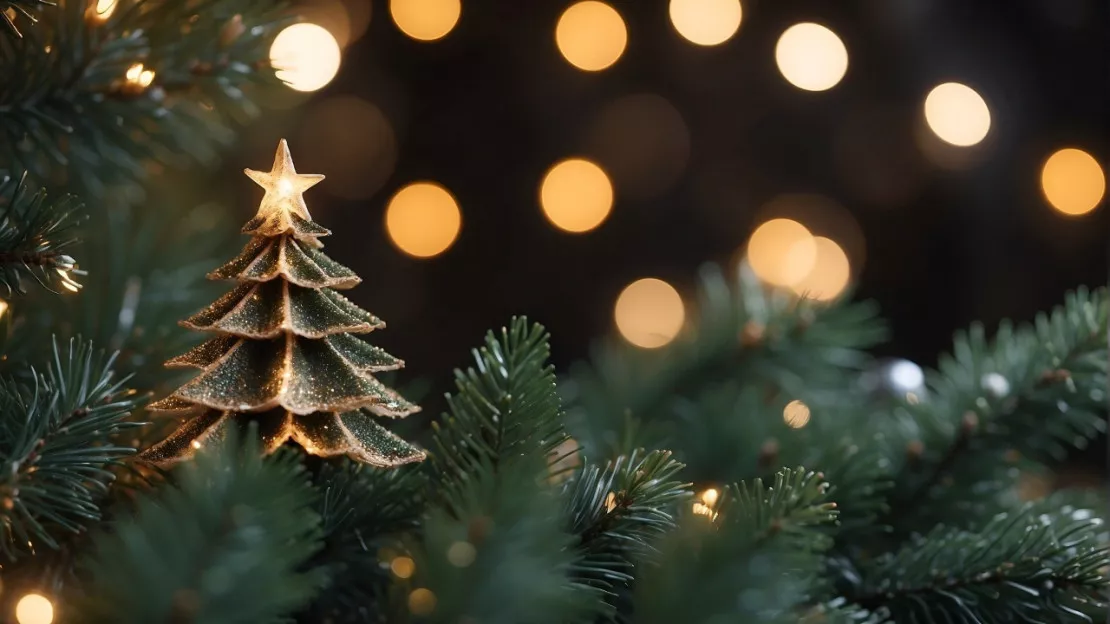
top-left (244, 139), bottom-right (325, 237)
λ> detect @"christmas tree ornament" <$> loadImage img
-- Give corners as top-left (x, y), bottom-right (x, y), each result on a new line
top-left (142, 140), bottom-right (425, 467)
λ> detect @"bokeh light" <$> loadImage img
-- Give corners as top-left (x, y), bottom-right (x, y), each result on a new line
top-left (15, 594), bottom-right (53, 624)
top-left (540, 158), bottom-right (614, 233)
top-left (556, 1), bottom-right (627, 72)
top-left (614, 278), bottom-right (685, 349)
top-left (270, 23), bottom-right (342, 92)
top-left (774, 23), bottom-right (848, 91)
top-left (390, 556), bottom-right (415, 579)
top-left (390, 0), bottom-right (461, 42)
top-left (783, 400), bottom-right (811, 428)
top-left (924, 82), bottom-right (990, 147)
top-left (790, 236), bottom-right (851, 301)
top-left (745, 219), bottom-right (817, 287)
top-left (296, 96), bottom-right (397, 200)
top-left (698, 488), bottom-right (719, 507)
top-left (408, 588), bottom-right (437, 616)
top-left (1041, 148), bottom-right (1105, 216)
top-left (588, 94), bottom-right (690, 199)
top-left (91, 0), bottom-right (117, 20)
top-left (385, 182), bottom-right (462, 258)
top-left (446, 541), bottom-right (477, 567)
top-left (668, 0), bottom-right (742, 46)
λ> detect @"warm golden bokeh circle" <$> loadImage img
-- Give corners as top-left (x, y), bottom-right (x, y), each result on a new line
top-left (775, 23), bottom-right (848, 91)
top-left (1041, 148), bottom-right (1105, 216)
top-left (270, 23), bottom-right (342, 92)
top-left (614, 278), bottom-right (685, 348)
top-left (390, 0), bottom-right (461, 41)
top-left (540, 158), bottom-right (614, 233)
top-left (790, 236), bottom-right (851, 301)
top-left (556, 1), bottom-right (628, 71)
top-left (385, 182), bottom-right (462, 258)
top-left (745, 219), bottom-right (817, 287)
top-left (668, 0), bottom-right (743, 46)
top-left (924, 82), bottom-right (991, 147)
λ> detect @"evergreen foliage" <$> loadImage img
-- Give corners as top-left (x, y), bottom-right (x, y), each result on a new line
top-left (0, 2), bottom-right (1104, 623)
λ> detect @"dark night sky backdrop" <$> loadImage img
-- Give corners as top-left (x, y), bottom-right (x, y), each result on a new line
top-left (213, 0), bottom-right (1107, 417)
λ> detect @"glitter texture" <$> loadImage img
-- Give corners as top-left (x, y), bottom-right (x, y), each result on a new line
top-left (142, 140), bottom-right (424, 467)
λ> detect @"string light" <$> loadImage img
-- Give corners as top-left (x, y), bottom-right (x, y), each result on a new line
top-left (669, 0), bottom-right (742, 47)
top-left (775, 23), bottom-right (848, 91)
top-left (790, 236), bottom-right (850, 301)
top-left (698, 487), bottom-right (719, 507)
top-left (0, 298), bottom-right (7, 318)
top-left (391, 556), bottom-right (416, 579)
top-left (924, 82), bottom-right (990, 147)
top-left (540, 158), bottom-right (613, 233)
top-left (614, 278), bottom-right (685, 349)
top-left (556, 1), bottom-right (627, 72)
top-left (745, 218), bottom-right (817, 287)
top-left (1041, 148), bottom-right (1105, 216)
top-left (15, 594), bottom-right (53, 624)
top-left (385, 182), bottom-right (462, 258)
top-left (124, 63), bottom-right (156, 89)
top-left (88, 0), bottom-right (117, 21)
top-left (390, 0), bottom-right (461, 41)
top-left (783, 400), bottom-right (811, 428)
top-left (270, 23), bottom-right (342, 92)
top-left (408, 588), bottom-right (437, 615)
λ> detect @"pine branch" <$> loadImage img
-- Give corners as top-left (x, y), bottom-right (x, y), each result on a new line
top-left (562, 449), bottom-right (690, 617)
top-left (407, 465), bottom-right (593, 624)
top-left (0, 0), bottom-right (289, 194)
top-left (884, 288), bottom-right (1108, 533)
top-left (0, 173), bottom-right (83, 296)
top-left (0, 337), bottom-right (142, 561)
top-left (0, 0), bottom-right (53, 38)
top-left (564, 263), bottom-right (886, 461)
top-left (298, 459), bottom-right (425, 624)
top-left (75, 433), bottom-right (326, 624)
top-left (430, 316), bottom-right (569, 495)
top-left (634, 468), bottom-right (839, 624)
top-left (852, 499), bottom-right (1109, 623)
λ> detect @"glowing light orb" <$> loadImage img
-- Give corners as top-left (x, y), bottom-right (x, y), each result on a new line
top-left (540, 158), bottom-right (614, 233)
top-left (390, 0), bottom-right (461, 42)
top-left (775, 23), bottom-right (848, 91)
top-left (385, 182), bottom-right (462, 258)
top-left (790, 236), bottom-right (851, 301)
top-left (614, 278), bottom-right (685, 349)
top-left (669, 0), bottom-right (742, 46)
top-left (783, 400), bottom-right (811, 428)
top-left (15, 594), bottom-right (54, 624)
top-left (745, 219), bottom-right (817, 287)
top-left (556, 1), bottom-right (627, 72)
top-left (1041, 148), bottom-right (1105, 216)
top-left (924, 82), bottom-right (991, 147)
top-left (270, 24), bottom-right (342, 92)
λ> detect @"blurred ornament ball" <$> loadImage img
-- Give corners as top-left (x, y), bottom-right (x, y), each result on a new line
top-left (860, 358), bottom-right (927, 404)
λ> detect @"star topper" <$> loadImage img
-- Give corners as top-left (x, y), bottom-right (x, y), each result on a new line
top-left (242, 139), bottom-right (326, 240)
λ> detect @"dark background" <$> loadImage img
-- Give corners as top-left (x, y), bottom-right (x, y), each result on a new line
top-left (219, 0), bottom-right (1106, 407)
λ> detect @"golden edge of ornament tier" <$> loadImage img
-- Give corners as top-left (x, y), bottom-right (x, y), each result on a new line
top-left (142, 140), bottom-right (425, 468)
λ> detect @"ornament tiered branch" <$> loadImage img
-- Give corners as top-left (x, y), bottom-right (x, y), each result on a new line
top-left (143, 140), bottom-right (425, 466)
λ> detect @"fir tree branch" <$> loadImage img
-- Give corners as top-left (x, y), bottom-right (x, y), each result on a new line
top-left (75, 433), bottom-right (326, 624)
top-left (884, 288), bottom-right (1108, 533)
top-left (564, 264), bottom-right (886, 461)
top-left (0, 173), bottom-right (83, 296)
top-left (0, 0), bottom-right (289, 194)
top-left (852, 499), bottom-right (1109, 623)
top-left (634, 468), bottom-right (839, 624)
top-left (0, 337), bottom-right (142, 561)
top-left (0, 0), bottom-right (53, 38)
top-left (298, 459), bottom-right (425, 624)
top-left (562, 449), bottom-right (690, 617)
top-left (408, 465), bottom-right (593, 624)
top-left (429, 317), bottom-right (569, 493)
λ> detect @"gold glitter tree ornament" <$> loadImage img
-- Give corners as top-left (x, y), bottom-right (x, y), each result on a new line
top-left (142, 140), bottom-right (425, 467)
